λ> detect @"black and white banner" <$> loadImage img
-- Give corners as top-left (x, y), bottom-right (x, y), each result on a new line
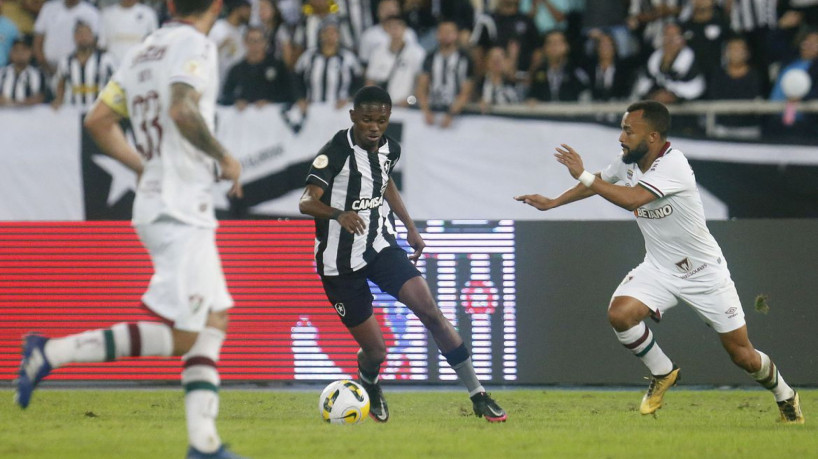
top-left (3, 104), bottom-right (818, 221)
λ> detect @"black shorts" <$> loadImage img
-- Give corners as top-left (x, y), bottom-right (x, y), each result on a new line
top-left (320, 247), bottom-right (422, 327)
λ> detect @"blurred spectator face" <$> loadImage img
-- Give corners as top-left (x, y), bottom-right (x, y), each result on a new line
top-left (800, 32), bottom-right (818, 61)
top-left (74, 23), bottom-right (96, 50)
top-left (724, 38), bottom-right (749, 66)
top-left (692, 0), bottom-right (714, 12)
top-left (377, 0), bottom-right (399, 22)
top-left (320, 23), bottom-right (340, 48)
top-left (487, 47), bottom-right (507, 75)
top-left (596, 33), bottom-right (616, 62)
top-left (497, 0), bottom-right (519, 15)
top-left (437, 21), bottom-right (458, 48)
top-left (10, 42), bottom-right (33, 68)
top-left (244, 28), bottom-right (267, 61)
top-left (384, 17), bottom-right (406, 42)
top-left (662, 23), bottom-right (685, 55)
top-left (236, 4), bottom-right (252, 24)
top-left (258, 0), bottom-right (278, 25)
top-left (544, 31), bottom-right (569, 62)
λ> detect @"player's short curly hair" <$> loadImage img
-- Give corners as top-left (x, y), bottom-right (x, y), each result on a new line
top-left (627, 100), bottom-right (670, 138)
top-left (173, 0), bottom-right (216, 17)
top-left (353, 85), bottom-right (392, 109)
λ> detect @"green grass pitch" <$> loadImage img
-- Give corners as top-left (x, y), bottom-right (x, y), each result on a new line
top-left (1, 388), bottom-right (814, 458)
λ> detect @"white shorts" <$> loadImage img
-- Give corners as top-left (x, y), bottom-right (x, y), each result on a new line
top-left (135, 217), bottom-right (233, 332)
top-left (611, 261), bottom-right (745, 333)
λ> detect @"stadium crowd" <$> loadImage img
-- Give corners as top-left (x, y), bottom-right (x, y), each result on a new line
top-left (1, 0), bottom-right (817, 136)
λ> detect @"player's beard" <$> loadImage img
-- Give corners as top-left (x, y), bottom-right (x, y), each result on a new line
top-left (621, 140), bottom-right (649, 164)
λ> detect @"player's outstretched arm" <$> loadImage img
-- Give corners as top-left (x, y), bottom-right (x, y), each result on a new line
top-left (84, 96), bottom-right (144, 176)
top-left (514, 179), bottom-right (598, 211)
top-left (299, 184), bottom-right (366, 236)
top-left (555, 144), bottom-right (656, 211)
top-left (383, 180), bottom-right (425, 262)
top-left (169, 82), bottom-right (242, 197)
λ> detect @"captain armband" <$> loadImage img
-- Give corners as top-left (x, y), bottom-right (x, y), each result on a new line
top-left (98, 80), bottom-right (129, 118)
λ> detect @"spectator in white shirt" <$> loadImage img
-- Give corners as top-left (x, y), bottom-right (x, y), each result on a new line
top-left (364, 14), bottom-right (425, 107)
top-left (98, 0), bottom-right (157, 65)
top-left (209, 0), bottom-right (250, 88)
top-left (33, 0), bottom-right (100, 75)
top-left (357, 0), bottom-right (416, 66)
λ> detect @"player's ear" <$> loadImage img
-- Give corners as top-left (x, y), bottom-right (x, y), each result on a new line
top-left (349, 108), bottom-right (355, 123)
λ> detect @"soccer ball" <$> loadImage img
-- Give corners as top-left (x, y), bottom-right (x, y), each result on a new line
top-left (318, 380), bottom-right (370, 425)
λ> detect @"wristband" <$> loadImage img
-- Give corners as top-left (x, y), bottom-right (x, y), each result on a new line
top-left (578, 170), bottom-right (596, 188)
top-left (330, 209), bottom-right (342, 220)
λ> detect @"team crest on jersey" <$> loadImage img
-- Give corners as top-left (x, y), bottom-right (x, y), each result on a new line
top-left (183, 59), bottom-right (202, 77)
top-left (627, 169), bottom-right (634, 180)
top-left (334, 303), bottom-right (346, 317)
top-left (382, 159), bottom-right (393, 176)
top-left (313, 154), bottom-right (329, 169)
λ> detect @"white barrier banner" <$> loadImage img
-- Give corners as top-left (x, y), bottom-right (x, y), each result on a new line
top-left (1, 106), bottom-right (83, 221)
top-left (4, 104), bottom-right (818, 221)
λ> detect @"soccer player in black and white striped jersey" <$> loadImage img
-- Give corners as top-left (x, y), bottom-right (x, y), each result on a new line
top-left (0, 38), bottom-right (46, 107)
top-left (299, 86), bottom-right (507, 423)
top-left (52, 20), bottom-right (116, 111)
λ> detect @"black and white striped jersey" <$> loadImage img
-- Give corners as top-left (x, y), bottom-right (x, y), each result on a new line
top-left (56, 49), bottom-right (117, 110)
top-left (306, 128), bottom-right (401, 277)
top-left (294, 47), bottom-right (362, 103)
top-left (0, 65), bottom-right (46, 103)
top-left (421, 48), bottom-right (473, 111)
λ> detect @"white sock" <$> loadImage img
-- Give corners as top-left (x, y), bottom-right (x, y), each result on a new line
top-left (183, 327), bottom-right (225, 453)
top-left (750, 350), bottom-right (795, 402)
top-left (614, 322), bottom-right (674, 376)
top-left (44, 322), bottom-right (172, 368)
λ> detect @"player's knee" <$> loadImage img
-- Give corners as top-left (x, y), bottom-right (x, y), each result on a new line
top-left (727, 346), bottom-right (757, 371)
top-left (607, 306), bottom-right (632, 331)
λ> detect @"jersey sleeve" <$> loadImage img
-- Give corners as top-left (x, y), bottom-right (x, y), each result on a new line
top-left (637, 153), bottom-right (693, 198)
top-left (168, 33), bottom-right (216, 92)
top-left (600, 154), bottom-right (627, 183)
top-left (305, 139), bottom-right (348, 190)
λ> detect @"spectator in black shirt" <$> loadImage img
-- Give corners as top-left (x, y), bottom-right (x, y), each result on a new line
top-left (470, 0), bottom-right (540, 78)
top-left (707, 35), bottom-right (763, 138)
top-left (586, 31), bottom-right (636, 101)
top-left (527, 29), bottom-right (589, 102)
top-left (681, 0), bottom-right (729, 82)
top-left (220, 26), bottom-right (294, 109)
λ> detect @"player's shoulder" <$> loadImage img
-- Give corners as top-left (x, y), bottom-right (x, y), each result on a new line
top-left (383, 134), bottom-right (401, 156)
top-left (652, 146), bottom-right (690, 169)
top-left (323, 129), bottom-right (354, 156)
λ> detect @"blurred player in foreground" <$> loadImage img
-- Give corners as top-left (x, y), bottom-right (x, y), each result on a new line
top-left (515, 100), bottom-right (804, 424)
top-left (299, 85), bottom-right (506, 423)
top-left (15, 0), bottom-right (247, 457)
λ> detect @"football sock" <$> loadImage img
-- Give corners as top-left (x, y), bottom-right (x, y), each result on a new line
top-left (614, 322), bottom-right (674, 376)
top-left (358, 364), bottom-right (380, 385)
top-left (43, 322), bottom-right (173, 368)
top-left (183, 327), bottom-right (225, 453)
top-left (749, 350), bottom-right (795, 402)
top-left (443, 343), bottom-right (485, 397)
